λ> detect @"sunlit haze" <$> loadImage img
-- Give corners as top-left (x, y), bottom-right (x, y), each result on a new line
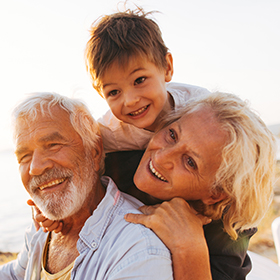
top-left (1, 0), bottom-right (279, 151)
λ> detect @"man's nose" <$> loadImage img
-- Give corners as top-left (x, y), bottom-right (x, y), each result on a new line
top-left (154, 147), bottom-right (175, 170)
top-left (124, 92), bottom-right (140, 107)
top-left (29, 150), bottom-right (53, 176)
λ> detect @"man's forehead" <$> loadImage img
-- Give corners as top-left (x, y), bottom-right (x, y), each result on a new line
top-left (15, 108), bottom-right (74, 140)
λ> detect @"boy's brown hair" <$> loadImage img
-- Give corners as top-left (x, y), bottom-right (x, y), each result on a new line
top-left (85, 6), bottom-right (169, 96)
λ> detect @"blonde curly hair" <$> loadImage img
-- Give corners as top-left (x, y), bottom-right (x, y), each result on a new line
top-left (160, 92), bottom-right (277, 239)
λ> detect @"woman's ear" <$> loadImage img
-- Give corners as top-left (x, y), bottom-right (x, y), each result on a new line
top-left (202, 191), bottom-right (228, 205)
top-left (164, 53), bottom-right (174, 82)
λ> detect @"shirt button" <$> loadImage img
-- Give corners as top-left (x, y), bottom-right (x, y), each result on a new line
top-left (91, 242), bottom-right (97, 248)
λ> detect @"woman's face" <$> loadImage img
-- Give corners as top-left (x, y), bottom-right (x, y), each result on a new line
top-left (134, 107), bottom-right (228, 204)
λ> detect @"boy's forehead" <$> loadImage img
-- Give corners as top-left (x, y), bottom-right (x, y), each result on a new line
top-left (101, 54), bottom-right (158, 82)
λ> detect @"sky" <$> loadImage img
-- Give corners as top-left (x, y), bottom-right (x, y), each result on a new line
top-left (0, 0), bottom-right (280, 151)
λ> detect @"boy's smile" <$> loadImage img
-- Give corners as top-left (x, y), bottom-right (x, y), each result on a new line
top-left (100, 54), bottom-right (173, 131)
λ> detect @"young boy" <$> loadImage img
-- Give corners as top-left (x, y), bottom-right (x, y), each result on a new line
top-left (85, 6), bottom-right (210, 153)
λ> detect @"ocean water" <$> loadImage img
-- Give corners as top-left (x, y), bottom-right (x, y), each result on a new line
top-left (0, 150), bottom-right (31, 252)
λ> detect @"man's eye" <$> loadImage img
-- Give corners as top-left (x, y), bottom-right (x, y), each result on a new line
top-left (48, 143), bottom-right (63, 150)
top-left (18, 154), bottom-right (31, 164)
top-left (187, 157), bottom-right (197, 169)
top-left (49, 143), bottom-right (59, 147)
top-left (134, 77), bottom-right (146, 85)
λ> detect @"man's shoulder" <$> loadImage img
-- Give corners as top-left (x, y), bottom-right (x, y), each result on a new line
top-left (87, 177), bottom-right (170, 257)
top-left (117, 194), bottom-right (170, 253)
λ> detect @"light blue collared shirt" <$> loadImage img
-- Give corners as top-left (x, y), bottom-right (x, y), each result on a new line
top-left (0, 177), bottom-right (173, 279)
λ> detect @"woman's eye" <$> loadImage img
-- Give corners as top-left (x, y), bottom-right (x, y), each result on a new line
top-left (187, 157), bottom-right (197, 169)
top-left (169, 129), bottom-right (176, 141)
top-left (134, 77), bottom-right (146, 85)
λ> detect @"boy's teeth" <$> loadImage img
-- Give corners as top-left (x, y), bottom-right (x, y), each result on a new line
top-left (130, 105), bottom-right (148, 116)
top-left (39, 178), bottom-right (66, 190)
top-left (149, 161), bottom-right (167, 182)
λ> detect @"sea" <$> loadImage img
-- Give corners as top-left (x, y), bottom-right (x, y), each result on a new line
top-left (0, 149), bottom-right (31, 253)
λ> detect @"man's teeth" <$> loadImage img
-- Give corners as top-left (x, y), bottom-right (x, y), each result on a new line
top-left (149, 161), bottom-right (167, 182)
top-left (129, 105), bottom-right (148, 116)
top-left (39, 178), bottom-right (66, 190)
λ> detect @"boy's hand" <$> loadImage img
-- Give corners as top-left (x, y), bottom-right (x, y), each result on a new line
top-left (27, 199), bottom-right (63, 233)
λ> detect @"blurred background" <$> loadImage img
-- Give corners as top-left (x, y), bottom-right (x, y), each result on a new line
top-left (0, 0), bottom-right (279, 263)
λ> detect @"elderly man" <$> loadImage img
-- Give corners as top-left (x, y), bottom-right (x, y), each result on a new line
top-left (0, 92), bottom-right (172, 279)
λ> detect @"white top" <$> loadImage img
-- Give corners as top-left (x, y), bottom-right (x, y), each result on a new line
top-left (0, 177), bottom-right (172, 280)
top-left (98, 82), bottom-right (210, 153)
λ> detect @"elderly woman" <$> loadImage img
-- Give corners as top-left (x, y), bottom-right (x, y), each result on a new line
top-left (106, 92), bottom-right (276, 279)
top-left (34, 92), bottom-right (276, 279)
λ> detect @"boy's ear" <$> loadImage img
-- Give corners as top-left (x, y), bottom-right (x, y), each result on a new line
top-left (202, 191), bottom-right (228, 205)
top-left (164, 53), bottom-right (174, 82)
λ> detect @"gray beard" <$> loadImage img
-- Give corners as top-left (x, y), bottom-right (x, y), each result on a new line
top-left (28, 164), bottom-right (96, 221)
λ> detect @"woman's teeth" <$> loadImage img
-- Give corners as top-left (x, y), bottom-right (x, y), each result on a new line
top-left (39, 178), bottom-right (66, 190)
top-left (129, 105), bottom-right (148, 116)
top-left (149, 161), bottom-right (167, 182)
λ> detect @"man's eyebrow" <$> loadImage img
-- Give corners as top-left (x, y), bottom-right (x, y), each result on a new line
top-left (38, 132), bottom-right (67, 143)
top-left (15, 132), bottom-right (67, 159)
top-left (15, 147), bottom-right (28, 158)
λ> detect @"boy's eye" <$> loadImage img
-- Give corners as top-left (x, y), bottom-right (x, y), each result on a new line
top-left (108, 90), bottom-right (119, 97)
top-left (134, 77), bottom-right (146, 85)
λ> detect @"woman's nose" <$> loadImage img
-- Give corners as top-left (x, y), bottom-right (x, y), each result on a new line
top-left (29, 150), bottom-right (53, 176)
top-left (154, 147), bottom-right (175, 170)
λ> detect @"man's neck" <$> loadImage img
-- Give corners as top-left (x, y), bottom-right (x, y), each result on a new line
top-left (45, 178), bottom-right (106, 274)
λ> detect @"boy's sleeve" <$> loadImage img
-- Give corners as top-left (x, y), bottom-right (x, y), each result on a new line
top-left (98, 110), bottom-right (153, 153)
top-left (204, 219), bottom-right (256, 280)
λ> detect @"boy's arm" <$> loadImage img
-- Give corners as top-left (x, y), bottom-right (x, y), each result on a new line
top-left (204, 220), bottom-right (256, 279)
top-left (98, 110), bottom-right (153, 153)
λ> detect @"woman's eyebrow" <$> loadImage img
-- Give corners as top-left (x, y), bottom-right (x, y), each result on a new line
top-left (178, 122), bottom-right (201, 160)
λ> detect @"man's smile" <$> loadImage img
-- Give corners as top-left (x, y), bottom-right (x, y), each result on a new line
top-left (39, 178), bottom-right (67, 190)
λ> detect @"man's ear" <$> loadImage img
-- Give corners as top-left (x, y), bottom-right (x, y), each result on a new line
top-left (202, 191), bottom-right (228, 205)
top-left (91, 136), bottom-right (103, 173)
top-left (164, 53), bottom-right (174, 82)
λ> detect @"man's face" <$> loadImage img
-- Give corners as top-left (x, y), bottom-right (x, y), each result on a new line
top-left (15, 106), bottom-right (97, 220)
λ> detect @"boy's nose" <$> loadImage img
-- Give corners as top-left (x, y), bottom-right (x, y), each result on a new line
top-left (124, 92), bottom-right (140, 107)
top-left (29, 150), bottom-right (53, 176)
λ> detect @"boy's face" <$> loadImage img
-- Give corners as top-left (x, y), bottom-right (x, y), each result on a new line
top-left (100, 54), bottom-right (173, 131)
